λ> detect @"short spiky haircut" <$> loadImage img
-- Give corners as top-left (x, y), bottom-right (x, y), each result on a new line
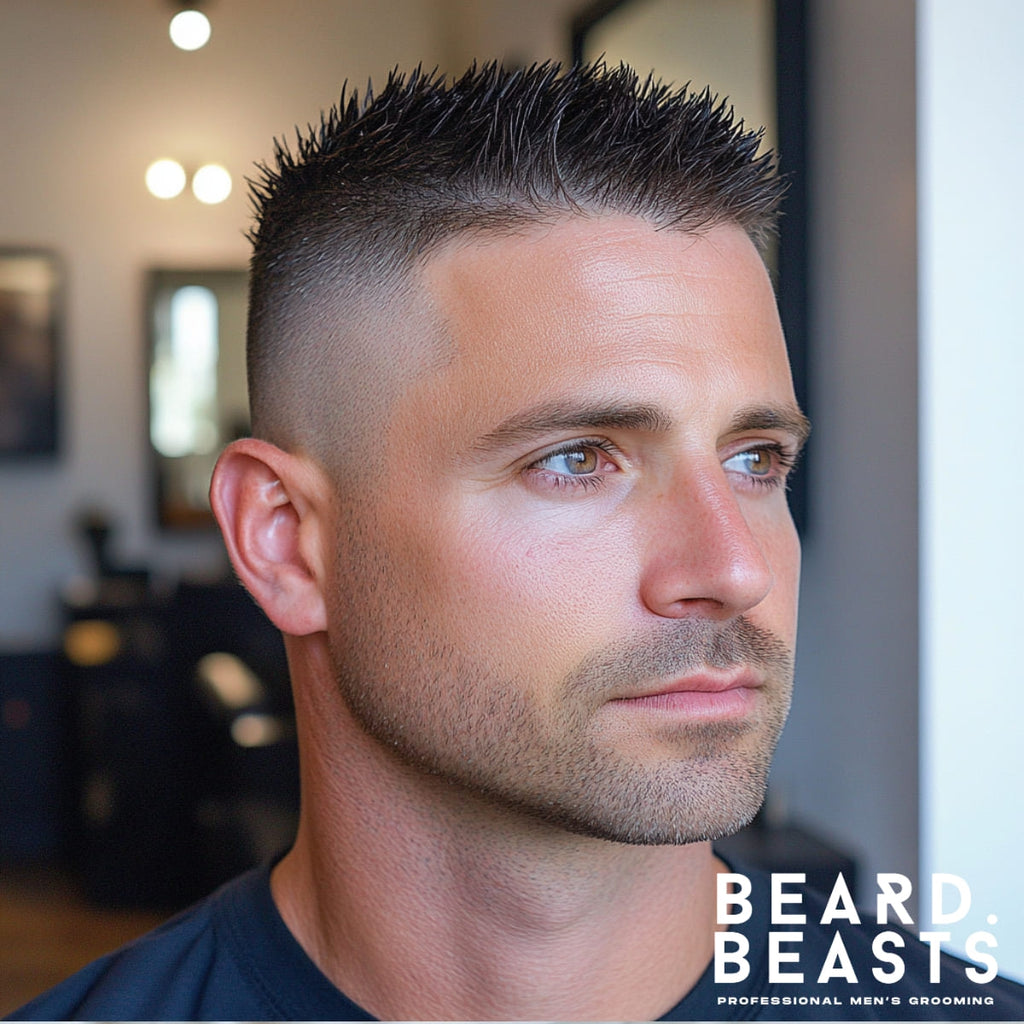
top-left (246, 61), bottom-right (785, 454)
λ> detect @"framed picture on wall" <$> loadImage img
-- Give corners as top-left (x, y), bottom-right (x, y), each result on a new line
top-left (0, 249), bottom-right (62, 457)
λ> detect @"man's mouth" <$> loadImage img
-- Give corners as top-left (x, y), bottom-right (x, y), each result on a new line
top-left (608, 670), bottom-right (762, 718)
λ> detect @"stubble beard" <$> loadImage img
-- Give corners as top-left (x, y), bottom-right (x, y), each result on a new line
top-left (327, 534), bottom-right (794, 847)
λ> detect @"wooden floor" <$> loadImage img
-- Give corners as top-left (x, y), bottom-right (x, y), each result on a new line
top-left (0, 864), bottom-right (168, 1016)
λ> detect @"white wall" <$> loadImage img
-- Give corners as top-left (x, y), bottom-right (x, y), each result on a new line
top-left (918, 0), bottom-right (1024, 982)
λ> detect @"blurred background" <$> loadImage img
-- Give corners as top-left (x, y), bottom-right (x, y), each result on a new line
top-left (1, 0), bottom-right (1021, 1011)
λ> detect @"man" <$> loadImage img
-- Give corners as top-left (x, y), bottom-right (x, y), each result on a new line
top-left (12, 62), bottom-right (1023, 1021)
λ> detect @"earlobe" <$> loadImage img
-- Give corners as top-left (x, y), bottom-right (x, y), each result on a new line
top-left (210, 438), bottom-right (329, 637)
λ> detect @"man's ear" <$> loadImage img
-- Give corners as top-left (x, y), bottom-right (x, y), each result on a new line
top-left (210, 438), bottom-right (329, 637)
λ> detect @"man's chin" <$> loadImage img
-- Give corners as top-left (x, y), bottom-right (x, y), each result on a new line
top-left (496, 755), bottom-right (770, 848)
top-left (529, 803), bottom-right (764, 848)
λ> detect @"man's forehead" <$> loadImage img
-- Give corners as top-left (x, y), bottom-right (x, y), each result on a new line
top-left (419, 212), bottom-right (741, 281)
top-left (411, 215), bottom-right (784, 367)
top-left (414, 214), bottom-right (774, 336)
top-left (378, 216), bottom-right (802, 456)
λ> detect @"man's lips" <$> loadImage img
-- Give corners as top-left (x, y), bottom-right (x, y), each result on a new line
top-left (618, 670), bottom-right (763, 699)
top-left (608, 671), bottom-right (763, 717)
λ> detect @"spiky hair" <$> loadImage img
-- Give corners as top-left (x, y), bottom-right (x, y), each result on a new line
top-left (245, 61), bottom-right (784, 450)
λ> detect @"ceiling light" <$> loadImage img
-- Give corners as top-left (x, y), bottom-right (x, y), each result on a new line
top-left (192, 163), bottom-right (232, 204)
top-left (169, 9), bottom-right (211, 51)
top-left (145, 158), bottom-right (187, 199)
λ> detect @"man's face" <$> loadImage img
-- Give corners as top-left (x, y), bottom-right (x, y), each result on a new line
top-left (324, 215), bottom-right (806, 844)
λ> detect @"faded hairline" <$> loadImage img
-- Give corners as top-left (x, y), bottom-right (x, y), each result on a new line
top-left (247, 206), bottom-right (759, 481)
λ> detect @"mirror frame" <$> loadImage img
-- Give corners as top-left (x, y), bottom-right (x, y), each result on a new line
top-left (145, 266), bottom-right (250, 531)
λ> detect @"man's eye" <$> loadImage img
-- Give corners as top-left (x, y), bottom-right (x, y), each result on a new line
top-left (537, 447), bottom-right (600, 475)
top-left (723, 444), bottom-right (797, 490)
top-left (524, 440), bottom-right (621, 492)
top-left (726, 448), bottom-right (774, 477)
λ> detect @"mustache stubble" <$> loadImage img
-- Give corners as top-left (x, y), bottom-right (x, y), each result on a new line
top-left (561, 615), bottom-right (794, 703)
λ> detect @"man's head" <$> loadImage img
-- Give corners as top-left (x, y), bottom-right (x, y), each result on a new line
top-left (214, 62), bottom-right (808, 847)
top-left (245, 61), bottom-right (783, 468)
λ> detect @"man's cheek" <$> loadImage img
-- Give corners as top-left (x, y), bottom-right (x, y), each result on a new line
top-left (429, 517), bottom-right (639, 659)
top-left (767, 526), bottom-right (801, 637)
top-left (463, 514), bottom-right (637, 605)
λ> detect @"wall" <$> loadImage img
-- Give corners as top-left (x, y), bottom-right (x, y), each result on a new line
top-left (772, 4), bottom-right (1021, 983)
top-left (919, 0), bottom-right (1024, 980)
top-left (0, 0), bottom-right (449, 646)
top-left (0, 0), bottom-right (592, 649)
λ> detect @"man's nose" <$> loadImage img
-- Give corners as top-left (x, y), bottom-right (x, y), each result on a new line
top-left (638, 467), bottom-right (775, 620)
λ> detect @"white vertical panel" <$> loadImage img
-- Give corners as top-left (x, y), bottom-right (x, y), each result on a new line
top-left (919, 0), bottom-right (1024, 981)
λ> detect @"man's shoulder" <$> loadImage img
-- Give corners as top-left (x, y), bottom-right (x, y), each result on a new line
top-left (7, 864), bottom-right (370, 1021)
top-left (9, 870), bottom-right (262, 1021)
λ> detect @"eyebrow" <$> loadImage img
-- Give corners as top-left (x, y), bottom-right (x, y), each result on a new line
top-left (472, 400), bottom-right (673, 455)
top-left (471, 399), bottom-right (811, 457)
top-left (728, 405), bottom-right (812, 451)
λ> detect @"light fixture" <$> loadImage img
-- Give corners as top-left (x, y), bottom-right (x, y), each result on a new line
top-left (169, 8), bottom-right (211, 51)
top-left (145, 158), bottom-right (233, 204)
top-left (191, 163), bottom-right (232, 204)
top-left (145, 158), bottom-right (187, 199)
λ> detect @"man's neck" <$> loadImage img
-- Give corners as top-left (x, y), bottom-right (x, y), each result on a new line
top-left (271, 696), bottom-right (724, 1021)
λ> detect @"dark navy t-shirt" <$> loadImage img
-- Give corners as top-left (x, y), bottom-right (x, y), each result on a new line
top-left (10, 862), bottom-right (1024, 1020)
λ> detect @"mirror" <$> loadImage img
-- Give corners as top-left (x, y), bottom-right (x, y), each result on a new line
top-left (575, 0), bottom-right (777, 154)
top-left (572, 0), bottom-right (809, 531)
top-left (147, 268), bottom-right (249, 529)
